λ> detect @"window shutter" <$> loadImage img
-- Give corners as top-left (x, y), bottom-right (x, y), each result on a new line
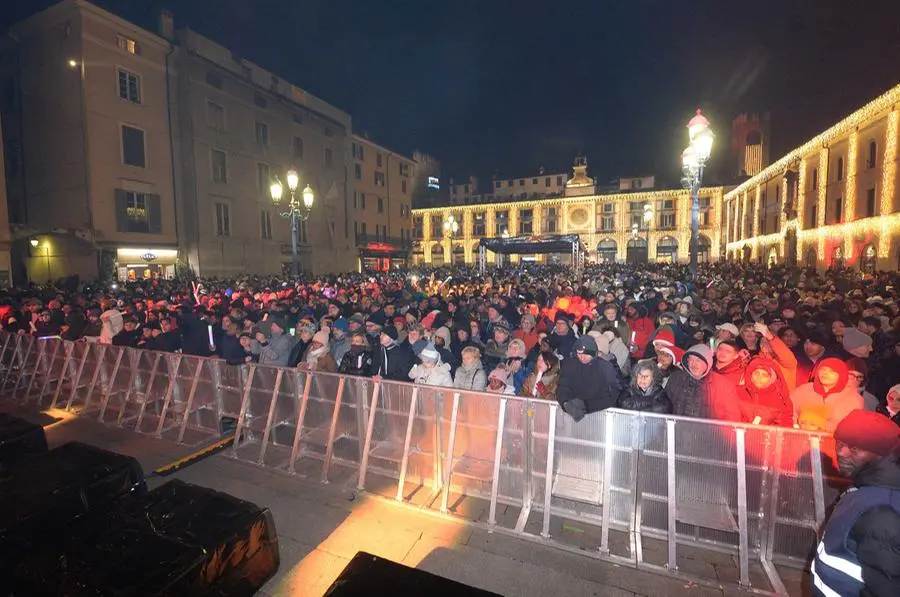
top-left (148, 194), bottom-right (162, 234)
top-left (115, 189), bottom-right (128, 232)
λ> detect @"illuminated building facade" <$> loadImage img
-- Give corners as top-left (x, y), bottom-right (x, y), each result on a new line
top-left (724, 85), bottom-right (900, 272)
top-left (350, 135), bottom-right (416, 271)
top-left (412, 160), bottom-right (723, 266)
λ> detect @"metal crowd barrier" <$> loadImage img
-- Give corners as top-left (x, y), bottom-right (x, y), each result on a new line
top-left (0, 332), bottom-right (841, 596)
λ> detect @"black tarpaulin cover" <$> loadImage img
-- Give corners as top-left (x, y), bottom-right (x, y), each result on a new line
top-left (0, 441), bottom-right (146, 569)
top-left (323, 551), bottom-right (502, 596)
top-left (11, 479), bottom-right (280, 596)
top-left (479, 234), bottom-right (583, 255)
top-left (0, 413), bottom-right (47, 468)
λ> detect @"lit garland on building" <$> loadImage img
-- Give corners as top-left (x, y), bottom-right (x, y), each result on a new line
top-left (845, 131), bottom-right (859, 260)
top-left (817, 147), bottom-right (830, 259)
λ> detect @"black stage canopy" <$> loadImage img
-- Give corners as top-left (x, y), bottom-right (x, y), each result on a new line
top-left (479, 234), bottom-right (584, 255)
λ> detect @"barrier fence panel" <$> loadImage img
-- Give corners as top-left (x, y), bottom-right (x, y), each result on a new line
top-left (0, 330), bottom-right (853, 596)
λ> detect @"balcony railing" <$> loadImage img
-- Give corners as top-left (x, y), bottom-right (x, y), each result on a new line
top-left (355, 233), bottom-right (411, 249)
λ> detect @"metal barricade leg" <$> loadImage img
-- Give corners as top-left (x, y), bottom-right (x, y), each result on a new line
top-left (23, 340), bottom-right (47, 402)
top-left (64, 343), bottom-right (92, 411)
top-left (599, 413), bottom-right (615, 555)
top-left (98, 348), bottom-right (124, 422)
top-left (37, 340), bottom-right (60, 403)
top-left (288, 374), bottom-right (313, 473)
top-left (134, 353), bottom-right (164, 430)
top-left (176, 360), bottom-right (204, 443)
top-left (1, 335), bottom-right (23, 391)
top-left (488, 397), bottom-right (508, 527)
top-left (666, 418), bottom-right (678, 572)
top-left (762, 431), bottom-right (789, 596)
top-left (120, 352), bottom-right (160, 426)
top-left (257, 369), bottom-right (286, 465)
top-left (439, 392), bottom-right (461, 513)
top-left (10, 336), bottom-right (35, 398)
top-left (515, 398), bottom-right (534, 533)
top-left (152, 355), bottom-right (183, 437)
top-left (321, 377), bottom-right (347, 484)
top-left (735, 428), bottom-right (750, 587)
top-left (809, 435), bottom-right (826, 529)
top-left (356, 381), bottom-right (381, 490)
top-left (49, 343), bottom-right (75, 409)
top-left (395, 387), bottom-right (419, 502)
top-left (541, 405), bottom-right (558, 539)
top-left (230, 365), bottom-right (258, 455)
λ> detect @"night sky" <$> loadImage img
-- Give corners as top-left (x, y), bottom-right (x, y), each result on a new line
top-left (4, 0), bottom-right (899, 187)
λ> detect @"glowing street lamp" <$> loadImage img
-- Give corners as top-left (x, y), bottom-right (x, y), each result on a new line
top-left (682, 109), bottom-right (714, 280)
top-left (270, 168), bottom-right (314, 278)
top-left (442, 215), bottom-right (459, 238)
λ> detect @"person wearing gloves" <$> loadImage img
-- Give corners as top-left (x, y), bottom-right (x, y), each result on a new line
top-left (300, 329), bottom-right (338, 372)
top-left (454, 346), bottom-right (487, 392)
top-left (556, 335), bottom-right (623, 422)
top-left (617, 359), bottom-right (672, 414)
top-left (256, 316), bottom-right (296, 367)
top-left (408, 343), bottom-right (454, 387)
top-left (811, 410), bottom-right (900, 597)
top-left (791, 357), bottom-right (864, 432)
top-left (665, 344), bottom-right (743, 422)
top-left (371, 325), bottom-right (414, 382)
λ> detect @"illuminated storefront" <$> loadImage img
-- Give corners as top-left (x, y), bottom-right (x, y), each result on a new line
top-left (115, 248), bottom-right (178, 280)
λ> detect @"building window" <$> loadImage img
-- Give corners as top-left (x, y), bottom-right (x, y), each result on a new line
top-left (507, 180), bottom-right (513, 187)
top-left (324, 127), bottom-right (333, 137)
top-left (556, 176), bottom-right (563, 186)
top-left (401, 180), bottom-right (407, 194)
top-left (519, 179), bottom-right (524, 186)
top-left (354, 164), bottom-right (362, 180)
top-left (352, 143), bottom-right (364, 160)
top-left (205, 71), bottom-right (222, 89)
top-left (532, 178), bottom-right (538, 184)
top-left (399, 162), bottom-right (410, 176)
top-left (293, 112), bottom-right (303, 124)
top-left (663, 199), bottom-right (674, 209)
top-left (413, 216), bottom-right (423, 238)
top-left (836, 157), bottom-right (844, 181)
top-left (812, 167), bottom-right (818, 190)
top-left (299, 219), bottom-right (308, 243)
top-left (430, 215), bottom-right (442, 237)
top-left (868, 141), bottom-right (877, 168)
top-left (472, 213), bottom-right (485, 236)
top-left (257, 162), bottom-right (270, 193)
top-left (374, 172), bottom-right (386, 186)
top-left (377, 153), bottom-right (383, 168)
top-left (866, 187), bottom-right (877, 217)
top-left (211, 149), bottom-right (227, 183)
top-left (117, 68), bottom-right (141, 103)
top-left (293, 136), bottom-right (304, 160)
top-left (207, 101), bottom-right (225, 131)
top-left (495, 181), bottom-right (502, 189)
top-left (116, 34), bottom-right (139, 55)
top-left (835, 197), bottom-right (843, 223)
top-left (601, 215), bottom-right (614, 231)
top-left (254, 94), bottom-right (267, 109)
top-left (324, 148), bottom-right (334, 168)
top-left (254, 121), bottom-right (268, 146)
top-left (519, 209), bottom-right (533, 234)
top-left (260, 210), bottom-right (273, 239)
top-left (660, 213), bottom-right (676, 228)
top-left (215, 202), bottom-right (231, 236)
top-left (631, 179), bottom-right (642, 189)
top-left (121, 125), bottom-right (145, 167)
top-left (603, 203), bottom-right (614, 213)
top-left (353, 192), bottom-right (366, 210)
top-left (377, 197), bottom-right (384, 213)
top-left (123, 191), bottom-right (149, 233)
top-left (545, 177), bottom-right (550, 187)
top-left (495, 211), bottom-right (509, 235)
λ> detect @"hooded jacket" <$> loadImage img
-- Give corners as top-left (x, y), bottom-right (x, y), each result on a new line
top-left (520, 361), bottom-right (560, 401)
top-left (556, 352), bottom-right (623, 421)
top-left (791, 357), bottom-right (864, 432)
top-left (626, 304), bottom-right (655, 359)
top-left (617, 363), bottom-right (673, 414)
top-left (338, 346), bottom-right (373, 377)
top-left (665, 344), bottom-right (742, 422)
top-left (372, 340), bottom-right (415, 381)
top-left (409, 360), bottom-right (454, 387)
top-left (738, 356), bottom-right (793, 426)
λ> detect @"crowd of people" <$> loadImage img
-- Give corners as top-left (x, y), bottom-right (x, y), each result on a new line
top-left (2, 261), bottom-right (900, 595)
top-left (3, 262), bottom-right (900, 433)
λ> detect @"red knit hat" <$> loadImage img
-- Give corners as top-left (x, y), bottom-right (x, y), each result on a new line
top-left (834, 410), bottom-right (900, 456)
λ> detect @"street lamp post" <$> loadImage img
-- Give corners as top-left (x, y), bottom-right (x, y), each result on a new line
top-left (643, 203), bottom-right (654, 251)
top-left (270, 169), bottom-right (314, 278)
top-left (681, 109), bottom-right (714, 281)
top-left (442, 215), bottom-right (458, 265)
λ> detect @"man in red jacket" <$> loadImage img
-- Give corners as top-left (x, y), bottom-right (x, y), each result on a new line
top-left (625, 303), bottom-right (654, 359)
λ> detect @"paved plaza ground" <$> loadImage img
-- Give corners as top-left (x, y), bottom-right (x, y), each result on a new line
top-left (1, 404), bottom-right (810, 596)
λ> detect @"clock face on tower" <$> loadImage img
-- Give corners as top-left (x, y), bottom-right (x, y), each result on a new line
top-left (569, 207), bottom-right (588, 227)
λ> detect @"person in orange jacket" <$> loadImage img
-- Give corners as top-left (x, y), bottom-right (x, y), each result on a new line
top-left (625, 302), bottom-right (654, 359)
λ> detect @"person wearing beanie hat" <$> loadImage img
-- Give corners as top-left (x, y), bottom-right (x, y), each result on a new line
top-left (330, 317), bottom-right (351, 364)
top-left (846, 358), bottom-right (879, 411)
top-left (556, 334), bottom-right (622, 422)
top-left (791, 358), bottom-right (863, 432)
top-left (408, 342), bottom-right (453, 387)
top-left (715, 323), bottom-right (740, 341)
top-left (842, 327), bottom-right (874, 359)
top-left (300, 329), bottom-right (337, 372)
top-left (371, 321), bottom-right (414, 382)
top-left (796, 326), bottom-right (840, 388)
top-left (812, 409), bottom-right (900, 597)
top-left (550, 313), bottom-right (576, 359)
top-left (665, 344), bottom-right (742, 422)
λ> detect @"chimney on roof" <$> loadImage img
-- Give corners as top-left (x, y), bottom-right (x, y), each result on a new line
top-left (159, 9), bottom-right (174, 41)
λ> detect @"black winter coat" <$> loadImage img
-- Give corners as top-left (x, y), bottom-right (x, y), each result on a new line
top-left (556, 356), bottom-right (622, 420)
top-left (617, 384), bottom-right (673, 414)
top-left (371, 342), bottom-right (414, 381)
top-left (339, 348), bottom-right (373, 377)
